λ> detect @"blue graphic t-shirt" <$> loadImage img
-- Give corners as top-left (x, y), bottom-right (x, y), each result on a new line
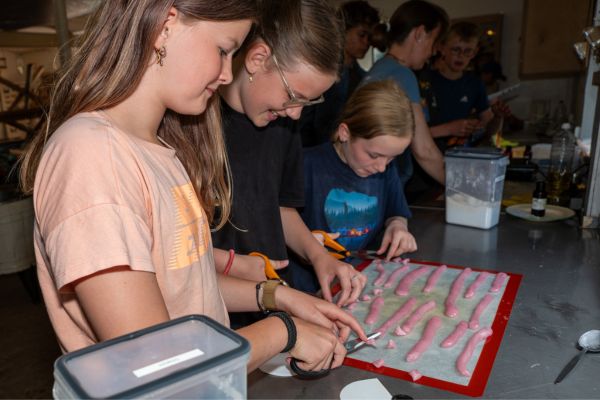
top-left (301, 142), bottom-right (411, 251)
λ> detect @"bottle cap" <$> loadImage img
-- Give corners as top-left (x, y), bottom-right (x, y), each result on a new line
top-left (561, 122), bottom-right (571, 130)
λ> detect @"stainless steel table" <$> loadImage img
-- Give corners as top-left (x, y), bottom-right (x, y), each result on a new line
top-left (248, 207), bottom-right (600, 399)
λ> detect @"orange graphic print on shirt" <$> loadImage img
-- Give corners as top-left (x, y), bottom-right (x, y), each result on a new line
top-left (169, 183), bottom-right (210, 269)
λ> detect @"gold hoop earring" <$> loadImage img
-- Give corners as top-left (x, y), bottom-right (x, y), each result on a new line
top-left (155, 46), bottom-right (167, 66)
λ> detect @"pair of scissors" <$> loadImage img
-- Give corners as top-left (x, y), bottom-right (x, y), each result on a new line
top-left (289, 331), bottom-right (381, 378)
top-left (249, 252), bottom-right (284, 280)
top-left (346, 250), bottom-right (380, 260)
top-left (312, 230), bottom-right (350, 260)
top-left (312, 230), bottom-right (381, 260)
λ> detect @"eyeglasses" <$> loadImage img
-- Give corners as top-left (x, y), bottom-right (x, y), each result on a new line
top-left (271, 54), bottom-right (325, 108)
top-left (449, 46), bottom-right (477, 57)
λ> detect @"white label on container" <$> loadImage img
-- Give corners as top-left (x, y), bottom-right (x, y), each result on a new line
top-left (532, 198), bottom-right (547, 211)
top-left (133, 348), bottom-right (204, 378)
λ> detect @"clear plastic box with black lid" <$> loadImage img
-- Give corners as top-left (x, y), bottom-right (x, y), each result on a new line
top-left (445, 147), bottom-right (509, 229)
top-left (52, 315), bottom-right (250, 399)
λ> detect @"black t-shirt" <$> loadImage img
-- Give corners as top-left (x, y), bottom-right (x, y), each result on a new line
top-left (211, 102), bottom-right (304, 260)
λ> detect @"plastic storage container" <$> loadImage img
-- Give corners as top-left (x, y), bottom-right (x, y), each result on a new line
top-left (445, 148), bottom-right (509, 229)
top-left (547, 122), bottom-right (576, 205)
top-left (53, 315), bottom-right (250, 399)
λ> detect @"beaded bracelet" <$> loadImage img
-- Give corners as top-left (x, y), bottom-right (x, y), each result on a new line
top-left (268, 311), bottom-right (297, 353)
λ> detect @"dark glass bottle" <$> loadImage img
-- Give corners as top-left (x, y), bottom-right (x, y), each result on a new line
top-left (531, 181), bottom-right (547, 217)
top-left (524, 145), bottom-right (532, 163)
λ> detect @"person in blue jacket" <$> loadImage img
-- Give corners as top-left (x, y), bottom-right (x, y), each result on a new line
top-left (294, 79), bottom-right (417, 293)
top-left (362, 0), bottom-right (448, 188)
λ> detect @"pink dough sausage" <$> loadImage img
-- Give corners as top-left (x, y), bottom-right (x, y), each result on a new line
top-left (375, 297), bottom-right (417, 335)
top-left (423, 264), bottom-right (447, 293)
top-left (365, 296), bottom-right (385, 325)
top-left (489, 272), bottom-right (508, 293)
top-left (464, 271), bottom-right (492, 298)
top-left (399, 300), bottom-right (436, 335)
top-left (456, 327), bottom-right (493, 377)
top-left (444, 268), bottom-right (472, 317)
top-left (395, 266), bottom-right (430, 296)
top-left (383, 265), bottom-right (410, 288)
top-left (406, 316), bottom-right (442, 362)
top-left (441, 321), bottom-right (468, 348)
top-left (373, 264), bottom-right (388, 287)
top-left (468, 294), bottom-right (494, 330)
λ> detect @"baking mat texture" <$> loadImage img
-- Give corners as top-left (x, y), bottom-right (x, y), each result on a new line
top-left (340, 259), bottom-right (521, 397)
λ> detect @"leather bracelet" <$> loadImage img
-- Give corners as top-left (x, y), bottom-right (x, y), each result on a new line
top-left (268, 311), bottom-right (297, 353)
top-left (255, 281), bottom-right (267, 312)
top-left (262, 279), bottom-right (285, 311)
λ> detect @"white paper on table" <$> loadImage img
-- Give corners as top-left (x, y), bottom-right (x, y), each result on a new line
top-left (259, 353), bottom-right (295, 377)
top-left (340, 378), bottom-right (392, 400)
top-left (344, 261), bottom-right (509, 386)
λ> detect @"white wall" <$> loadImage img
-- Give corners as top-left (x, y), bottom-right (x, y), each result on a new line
top-left (354, 0), bottom-right (580, 123)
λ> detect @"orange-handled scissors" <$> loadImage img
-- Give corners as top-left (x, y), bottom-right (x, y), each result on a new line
top-left (249, 252), bottom-right (285, 281)
top-left (312, 230), bottom-right (350, 260)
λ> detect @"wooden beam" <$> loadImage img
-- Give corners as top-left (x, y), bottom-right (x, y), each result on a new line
top-left (0, 32), bottom-right (60, 48)
top-left (0, 107), bottom-right (44, 122)
top-left (0, 77), bottom-right (42, 106)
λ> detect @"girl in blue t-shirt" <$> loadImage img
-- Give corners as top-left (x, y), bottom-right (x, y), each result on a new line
top-left (296, 80), bottom-right (418, 292)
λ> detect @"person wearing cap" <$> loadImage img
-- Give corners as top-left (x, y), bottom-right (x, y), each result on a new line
top-left (419, 21), bottom-right (511, 152)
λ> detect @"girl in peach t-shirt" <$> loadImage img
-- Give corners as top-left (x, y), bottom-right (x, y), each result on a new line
top-left (20, 0), bottom-right (365, 373)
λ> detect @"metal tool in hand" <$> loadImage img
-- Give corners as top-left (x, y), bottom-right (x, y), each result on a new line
top-left (554, 329), bottom-right (600, 384)
top-left (312, 230), bottom-right (381, 260)
top-left (346, 250), bottom-right (380, 260)
top-left (344, 331), bottom-right (382, 354)
top-left (289, 331), bottom-right (381, 378)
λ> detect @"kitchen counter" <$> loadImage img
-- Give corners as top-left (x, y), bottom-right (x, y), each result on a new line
top-left (248, 207), bottom-right (600, 399)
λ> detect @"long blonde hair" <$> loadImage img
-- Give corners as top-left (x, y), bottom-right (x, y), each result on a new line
top-left (337, 80), bottom-right (415, 141)
top-left (20, 0), bottom-right (257, 228)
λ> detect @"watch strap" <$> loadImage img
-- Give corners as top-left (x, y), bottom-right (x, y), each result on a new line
top-left (262, 279), bottom-right (283, 311)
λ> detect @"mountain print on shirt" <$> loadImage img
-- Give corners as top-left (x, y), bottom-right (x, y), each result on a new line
top-left (324, 188), bottom-right (379, 250)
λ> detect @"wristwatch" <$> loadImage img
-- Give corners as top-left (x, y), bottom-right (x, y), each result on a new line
top-left (262, 279), bottom-right (288, 311)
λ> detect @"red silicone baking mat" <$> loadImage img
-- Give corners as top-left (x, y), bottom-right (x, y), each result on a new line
top-left (335, 259), bottom-right (522, 397)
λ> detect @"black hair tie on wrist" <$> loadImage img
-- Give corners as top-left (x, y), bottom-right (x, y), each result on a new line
top-left (268, 311), bottom-right (296, 353)
top-left (268, 312), bottom-right (332, 379)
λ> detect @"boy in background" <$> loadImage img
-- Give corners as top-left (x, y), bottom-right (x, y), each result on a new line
top-left (420, 21), bottom-right (510, 152)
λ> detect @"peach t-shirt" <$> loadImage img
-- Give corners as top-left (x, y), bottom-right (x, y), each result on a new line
top-left (33, 111), bottom-right (229, 352)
